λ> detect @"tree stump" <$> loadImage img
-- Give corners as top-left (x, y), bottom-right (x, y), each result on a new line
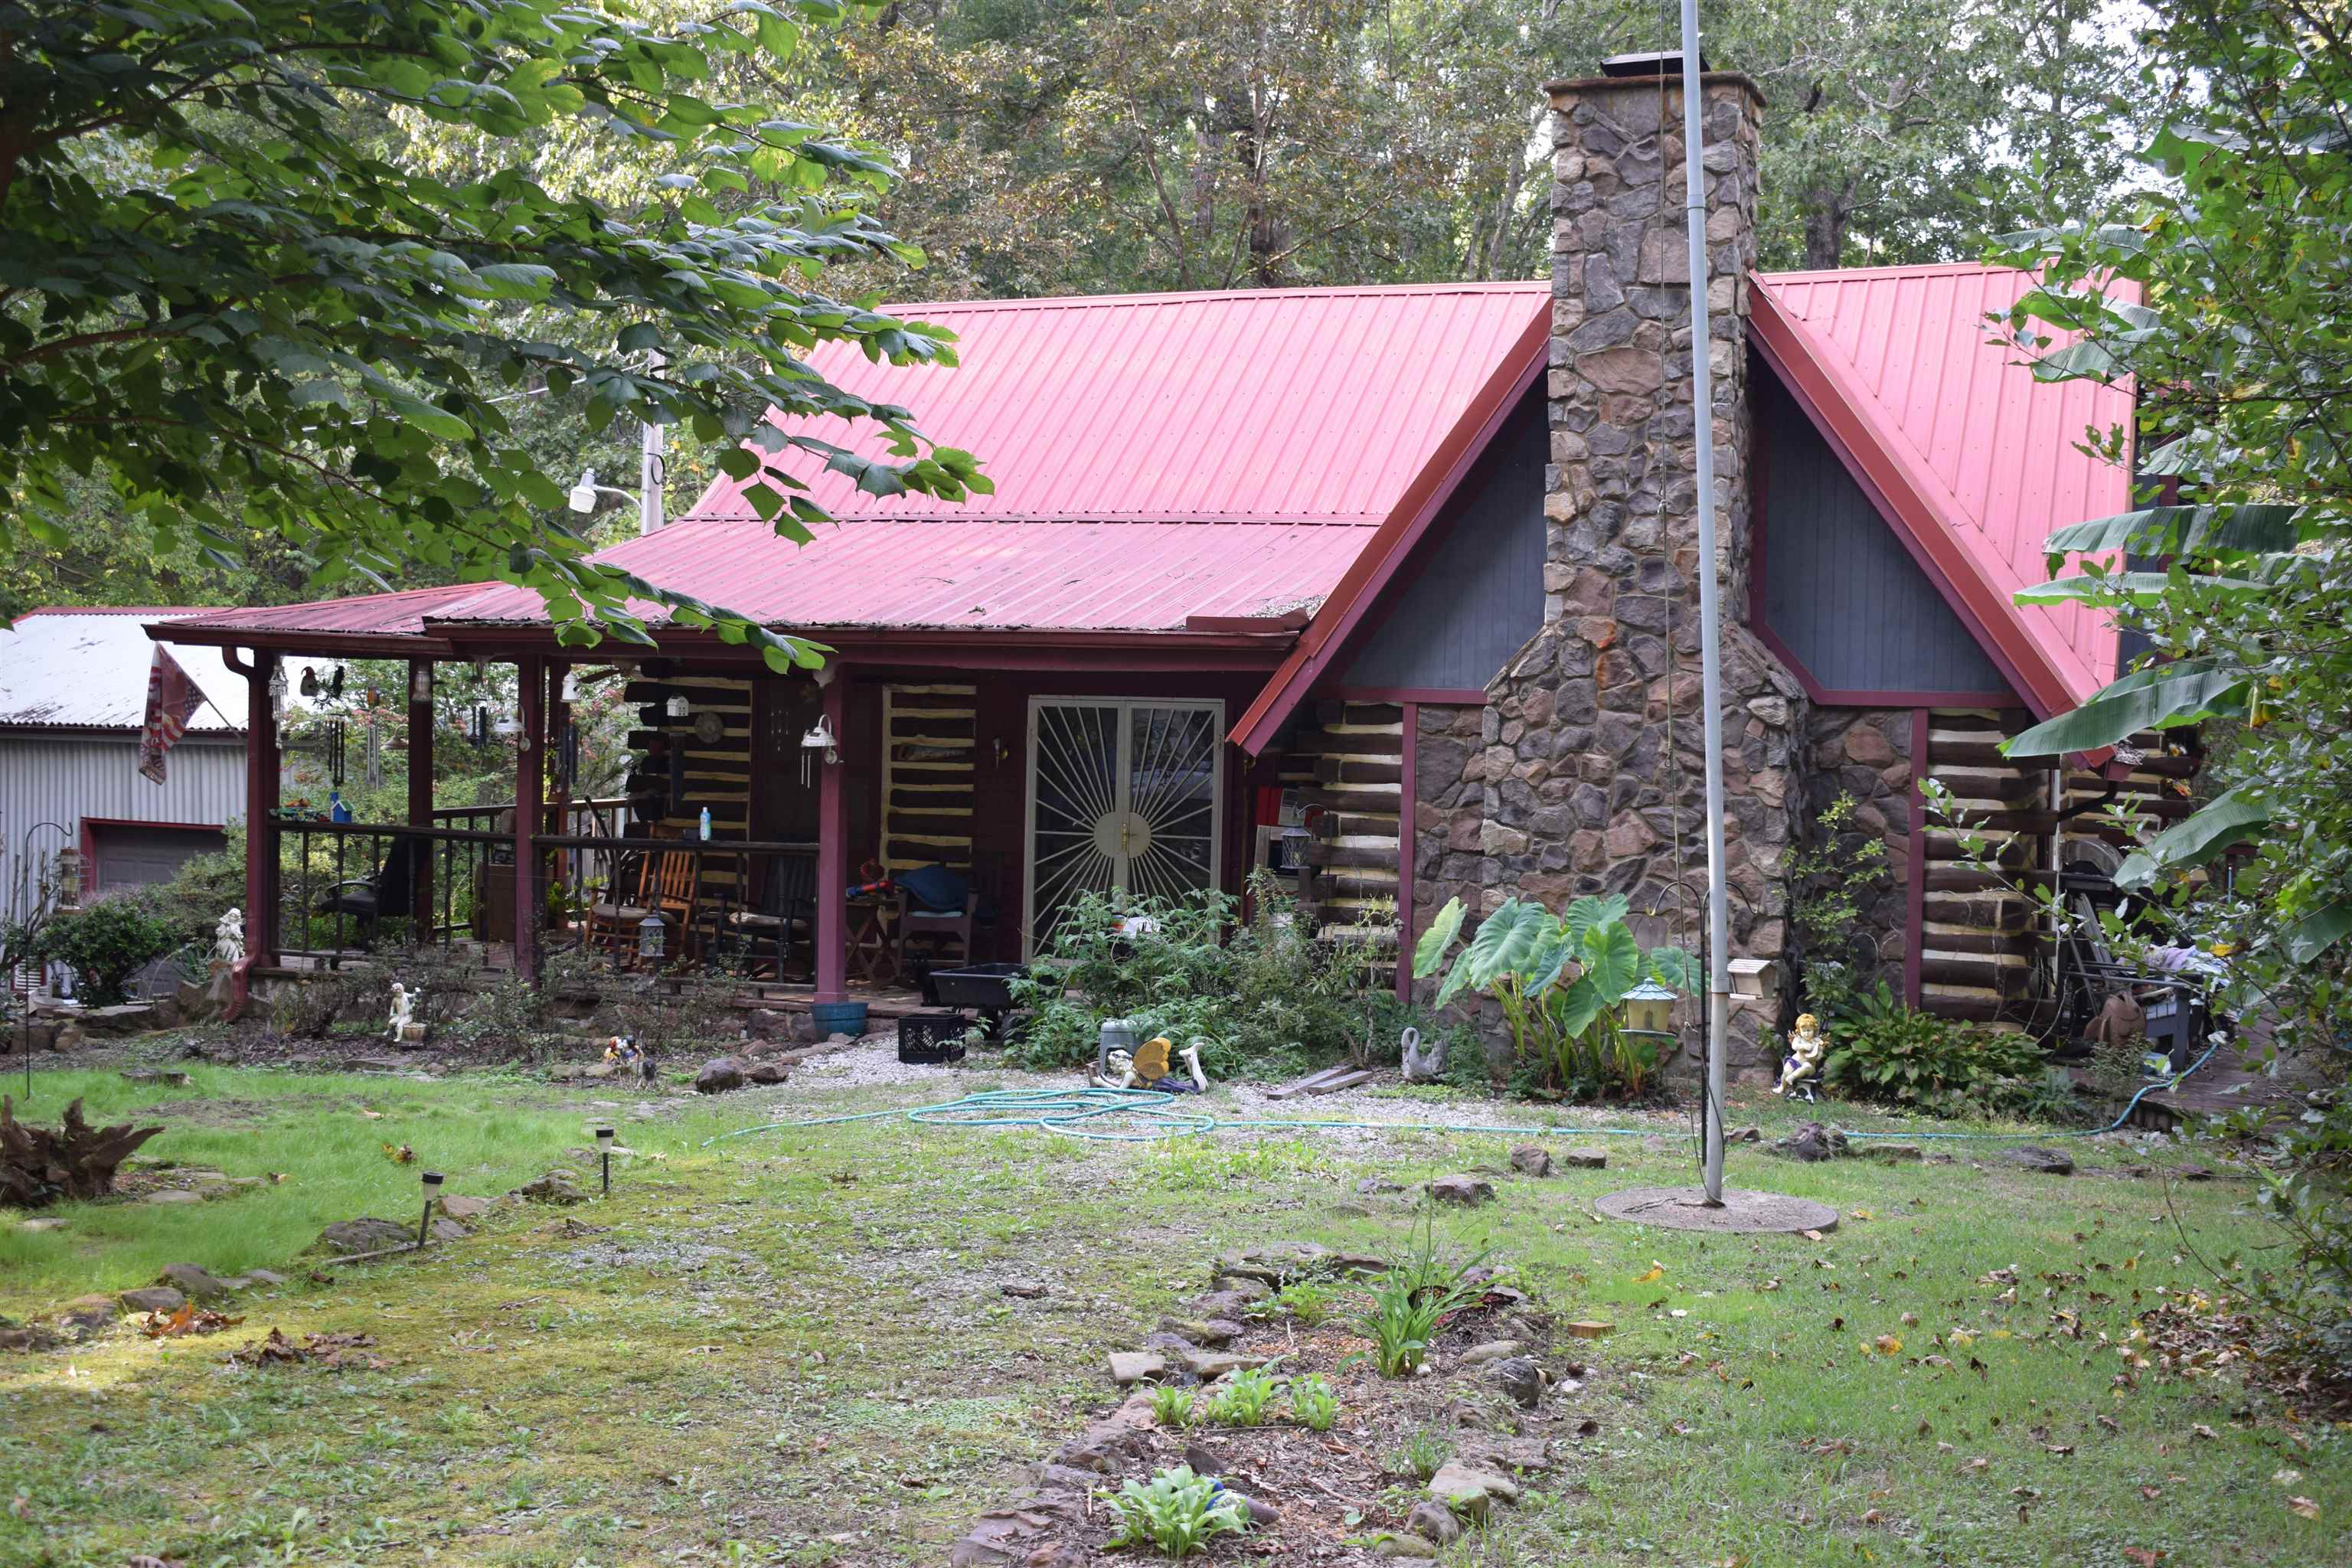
top-left (0, 1096), bottom-right (165, 1207)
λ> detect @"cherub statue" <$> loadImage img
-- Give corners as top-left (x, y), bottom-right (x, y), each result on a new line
top-left (1773, 1013), bottom-right (1827, 1101)
top-left (603, 1033), bottom-right (657, 1082)
top-left (212, 907), bottom-right (245, 968)
top-left (385, 982), bottom-right (426, 1044)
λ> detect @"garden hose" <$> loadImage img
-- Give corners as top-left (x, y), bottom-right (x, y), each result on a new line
top-left (702, 1038), bottom-right (2226, 1149)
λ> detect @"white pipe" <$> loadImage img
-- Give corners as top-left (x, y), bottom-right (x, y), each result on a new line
top-left (639, 348), bottom-right (667, 536)
top-left (1677, 5), bottom-right (1733, 1207)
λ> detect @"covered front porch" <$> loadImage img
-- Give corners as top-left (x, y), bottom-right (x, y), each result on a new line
top-left (150, 596), bottom-right (1305, 1014)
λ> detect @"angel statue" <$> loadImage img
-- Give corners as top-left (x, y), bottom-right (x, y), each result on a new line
top-left (212, 907), bottom-right (245, 968)
top-left (1772, 1014), bottom-right (1827, 1102)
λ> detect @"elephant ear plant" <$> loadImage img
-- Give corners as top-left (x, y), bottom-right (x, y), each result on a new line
top-left (1413, 893), bottom-right (1698, 1099)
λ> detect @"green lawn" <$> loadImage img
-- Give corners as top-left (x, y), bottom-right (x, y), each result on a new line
top-left (1, 1047), bottom-right (2338, 1568)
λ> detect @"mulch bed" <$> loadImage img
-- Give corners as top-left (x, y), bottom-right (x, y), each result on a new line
top-left (947, 1247), bottom-right (1599, 1565)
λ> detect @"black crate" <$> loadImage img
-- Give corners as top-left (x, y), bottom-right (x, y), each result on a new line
top-left (897, 1012), bottom-right (971, 1065)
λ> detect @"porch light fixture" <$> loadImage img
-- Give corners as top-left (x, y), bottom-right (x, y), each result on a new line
top-left (418, 1170), bottom-right (445, 1248)
top-left (595, 1126), bottom-right (616, 1194)
top-left (267, 662), bottom-right (288, 720)
top-left (637, 912), bottom-right (667, 964)
top-left (1621, 978), bottom-right (1677, 1037)
top-left (567, 467), bottom-right (600, 514)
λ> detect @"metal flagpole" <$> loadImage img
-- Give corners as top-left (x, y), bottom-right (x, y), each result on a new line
top-left (639, 348), bottom-right (667, 536)
top-left (1677, 0), bottom-right (1733, 1207)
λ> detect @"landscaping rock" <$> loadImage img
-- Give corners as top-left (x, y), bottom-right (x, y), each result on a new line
top-left (1142, 1330), bottom-right (1197, 1353)
top-left (18, 1217), bottom-right (67, 1233)
top-left (1375, 1534), bottom-right (1439, 1558)
top-left (157, 1263), bottom-right (234, 1300)
top-left (1427, 1460), bottom-right (1520, 1518)
top-left (1772, 1122), bottom-right (1848, 1162)
top-left (430, 1217), bottom-right (469, 1241)
top-left (1867, 1143), bottom-right (1925, 1162)
top-left (2004, 1145), bottom-right (2074, 1175)
top-left (1428, 1174), bottom-right (1496, 1206)
top-left (1558, 1147), bottom-right (1609, 1169)
top-left (1486, 1355), bottom-right (1545, 1408)
top-left (1356, 1177), bottom-right (1405, 1194)
top-left (1106, 1351), bottom-right (1167, 1386)
top-left (514, 1173), bottom-right (586, 1205)
top-left (1179, 1442), bottom-right (1225, 1476)
top-left (242, 1269), bottom-right (288, 1287)
top-left (1508, 1145), bottom-right (1553, 1177)
top-left (2177, 1163), bottom-right (2215, 1182)
top-left (119, 1286), bottom-right (185, 1315)
top-left (439, 1194), bottom-right (498, 1220)
top-left (309, 1217), bottom-right (414, 1256)
top-left (1228, 1493), bottom-right (1280, 1526)
top-left (1052, 1390), bottom-right (1157, 1472)
top-left (1000, 1279), bottom-right (1049, 1299)
top-left (142, 1188), bottom-right (207, 1206)
top-left (694, 1057), bottom-right (746, 1094)
top-left (1189, 1287), bottom-right (1260, 1318)
top-left (1213, 1240), bottom-right (1383, 1288)
top-left (1406, 1500), bottom-right (1465, 1547)
top-left (1457, 1339), bottom-right (1524, 1367)
top-left (744, 1061), bottom-right (789, 1086)
top-left (1158, 1315), bottom-right (1243, 1348)
top-left (1180, 1348), bottom-right (1266, 1380)
top-left (1729, 1125), bottom-right (1764, 1142)
top-left (56, 1295), bottom-right (119, 1333)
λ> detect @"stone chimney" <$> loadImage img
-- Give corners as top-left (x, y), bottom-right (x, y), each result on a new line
top-left (1475, 63), bottom-right (1802, 1070)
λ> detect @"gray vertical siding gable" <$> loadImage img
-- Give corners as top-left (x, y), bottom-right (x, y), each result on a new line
top-left (1340, 389), bottom-right (1547, 691)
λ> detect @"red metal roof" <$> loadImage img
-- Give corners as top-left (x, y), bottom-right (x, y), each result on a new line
top-left (1749, 263), bottom-right (2135, 715)
top-left (150, 583), bottom-right (482, 648)
top-left (435, 515), bottom-right (1371, 633)
top-left (695, 283), bottom-right (1551, 525)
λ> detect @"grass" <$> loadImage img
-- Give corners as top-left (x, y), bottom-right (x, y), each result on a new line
top-left (2, 1044), bottom-right (2344, 1567)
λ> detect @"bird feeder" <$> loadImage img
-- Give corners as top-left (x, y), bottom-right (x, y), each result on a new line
top-left (1621, 978), bottom-right (1677, 1037)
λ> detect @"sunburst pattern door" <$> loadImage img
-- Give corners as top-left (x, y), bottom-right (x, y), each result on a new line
top-left (1024, 697), bottom-right (1223, 952)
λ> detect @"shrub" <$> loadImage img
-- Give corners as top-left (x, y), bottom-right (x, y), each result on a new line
top-left (270, 964), bottom-right (388, 1039)
top-left (1097, 1465), bottom-right (1248, 1558)
top-left (1148, 1385), bottom-right (1195, 1429)
top-left (1788, 792), bottom-right (1893, 973)
top-left (1287, 1374), bottom-right (1338, 1432)
top-left (1204, 1366), bottom-right (1283, 1427)
top-left (1821, 981), bottom-right (2047, 1111)
top-left (1412, 892), bottom-right (1697, 1099)
top-left (1352, 1217), bottom-right (1491, 1377)
top-left (29, 897), bottom-right (182, 1005)
top-left (1008, 870), bottom-right (1388, 1078)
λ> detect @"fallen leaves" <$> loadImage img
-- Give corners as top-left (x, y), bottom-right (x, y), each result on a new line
top-left (230, 1328), bottom-right (390, 1371)
top-left (1871, 1334), bottom-right (1904, 1357)
top-left (140, 1305), bottom-right (241, 1339)
top-left (2122, 1548), bottom-right (2164, 1566)
top-left (2285, 1496), bottom-right (2321, 1521)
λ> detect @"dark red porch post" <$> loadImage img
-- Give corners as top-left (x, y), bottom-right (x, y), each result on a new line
top-left (514, 655), bottom-right (546, 983)
top-left (1396, 701), bottom-right (1416, 1002)
top-left (407, 658), bottom-right (435, 942)
top-left (239, 649), bottom-right (282, 965)
top-left (813, 670), bottom-right (849, 1003)
top-left (1903, 707), bottom-right (1929, 1008)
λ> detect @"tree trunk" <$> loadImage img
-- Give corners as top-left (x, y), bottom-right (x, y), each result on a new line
top-left (1802, 188), bottom-right (1852, 270)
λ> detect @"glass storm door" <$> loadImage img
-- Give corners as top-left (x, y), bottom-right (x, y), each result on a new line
top-left (1024, 697), bottom-right (1224, 952)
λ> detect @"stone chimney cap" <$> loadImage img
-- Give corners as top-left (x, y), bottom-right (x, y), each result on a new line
top-left (1599, 49), bottom-right (1707, 77)
top-left (1544, 69), bottom-right (1766, 109)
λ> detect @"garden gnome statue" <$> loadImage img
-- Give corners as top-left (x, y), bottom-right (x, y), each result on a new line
top-left (1400, 1025), bottom-right (1447, 1083)
top-left (212, 907), bottom-right (245, 969)
top-left (1773, 1014), bottom-right (1827, 1101)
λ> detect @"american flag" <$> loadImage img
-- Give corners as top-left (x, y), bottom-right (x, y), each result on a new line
top-left (139, 645), bottom-right (208, 784)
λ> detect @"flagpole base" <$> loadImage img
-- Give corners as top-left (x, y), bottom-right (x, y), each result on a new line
top-left (1596, 1186), bottom-right (1838, 1234)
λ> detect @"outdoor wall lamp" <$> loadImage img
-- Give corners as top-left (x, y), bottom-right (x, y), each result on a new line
top-left (417, 1170), bottom-right (445, 1248)
top-left (410, 664), bottom-right (433, 704)
top-left (567, 467), bottom-right (600, 514)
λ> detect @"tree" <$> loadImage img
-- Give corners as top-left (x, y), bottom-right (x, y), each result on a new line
top-left (1989, 0), bottom-right (2349, 1375)
top-left (0, 0), bottom-right (988, 662)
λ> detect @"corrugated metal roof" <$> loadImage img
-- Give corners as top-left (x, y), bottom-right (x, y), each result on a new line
top-left (1750, 263), bottom-right (2135, 712)
top-left (160, 581), bottom-right (487, 639)
top-left (694, 283), bottom-right (1552, 525)
top-left (0, 609), bottom-right (245, 731)
top-left (436, 516), bottom-right (1366, 632)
